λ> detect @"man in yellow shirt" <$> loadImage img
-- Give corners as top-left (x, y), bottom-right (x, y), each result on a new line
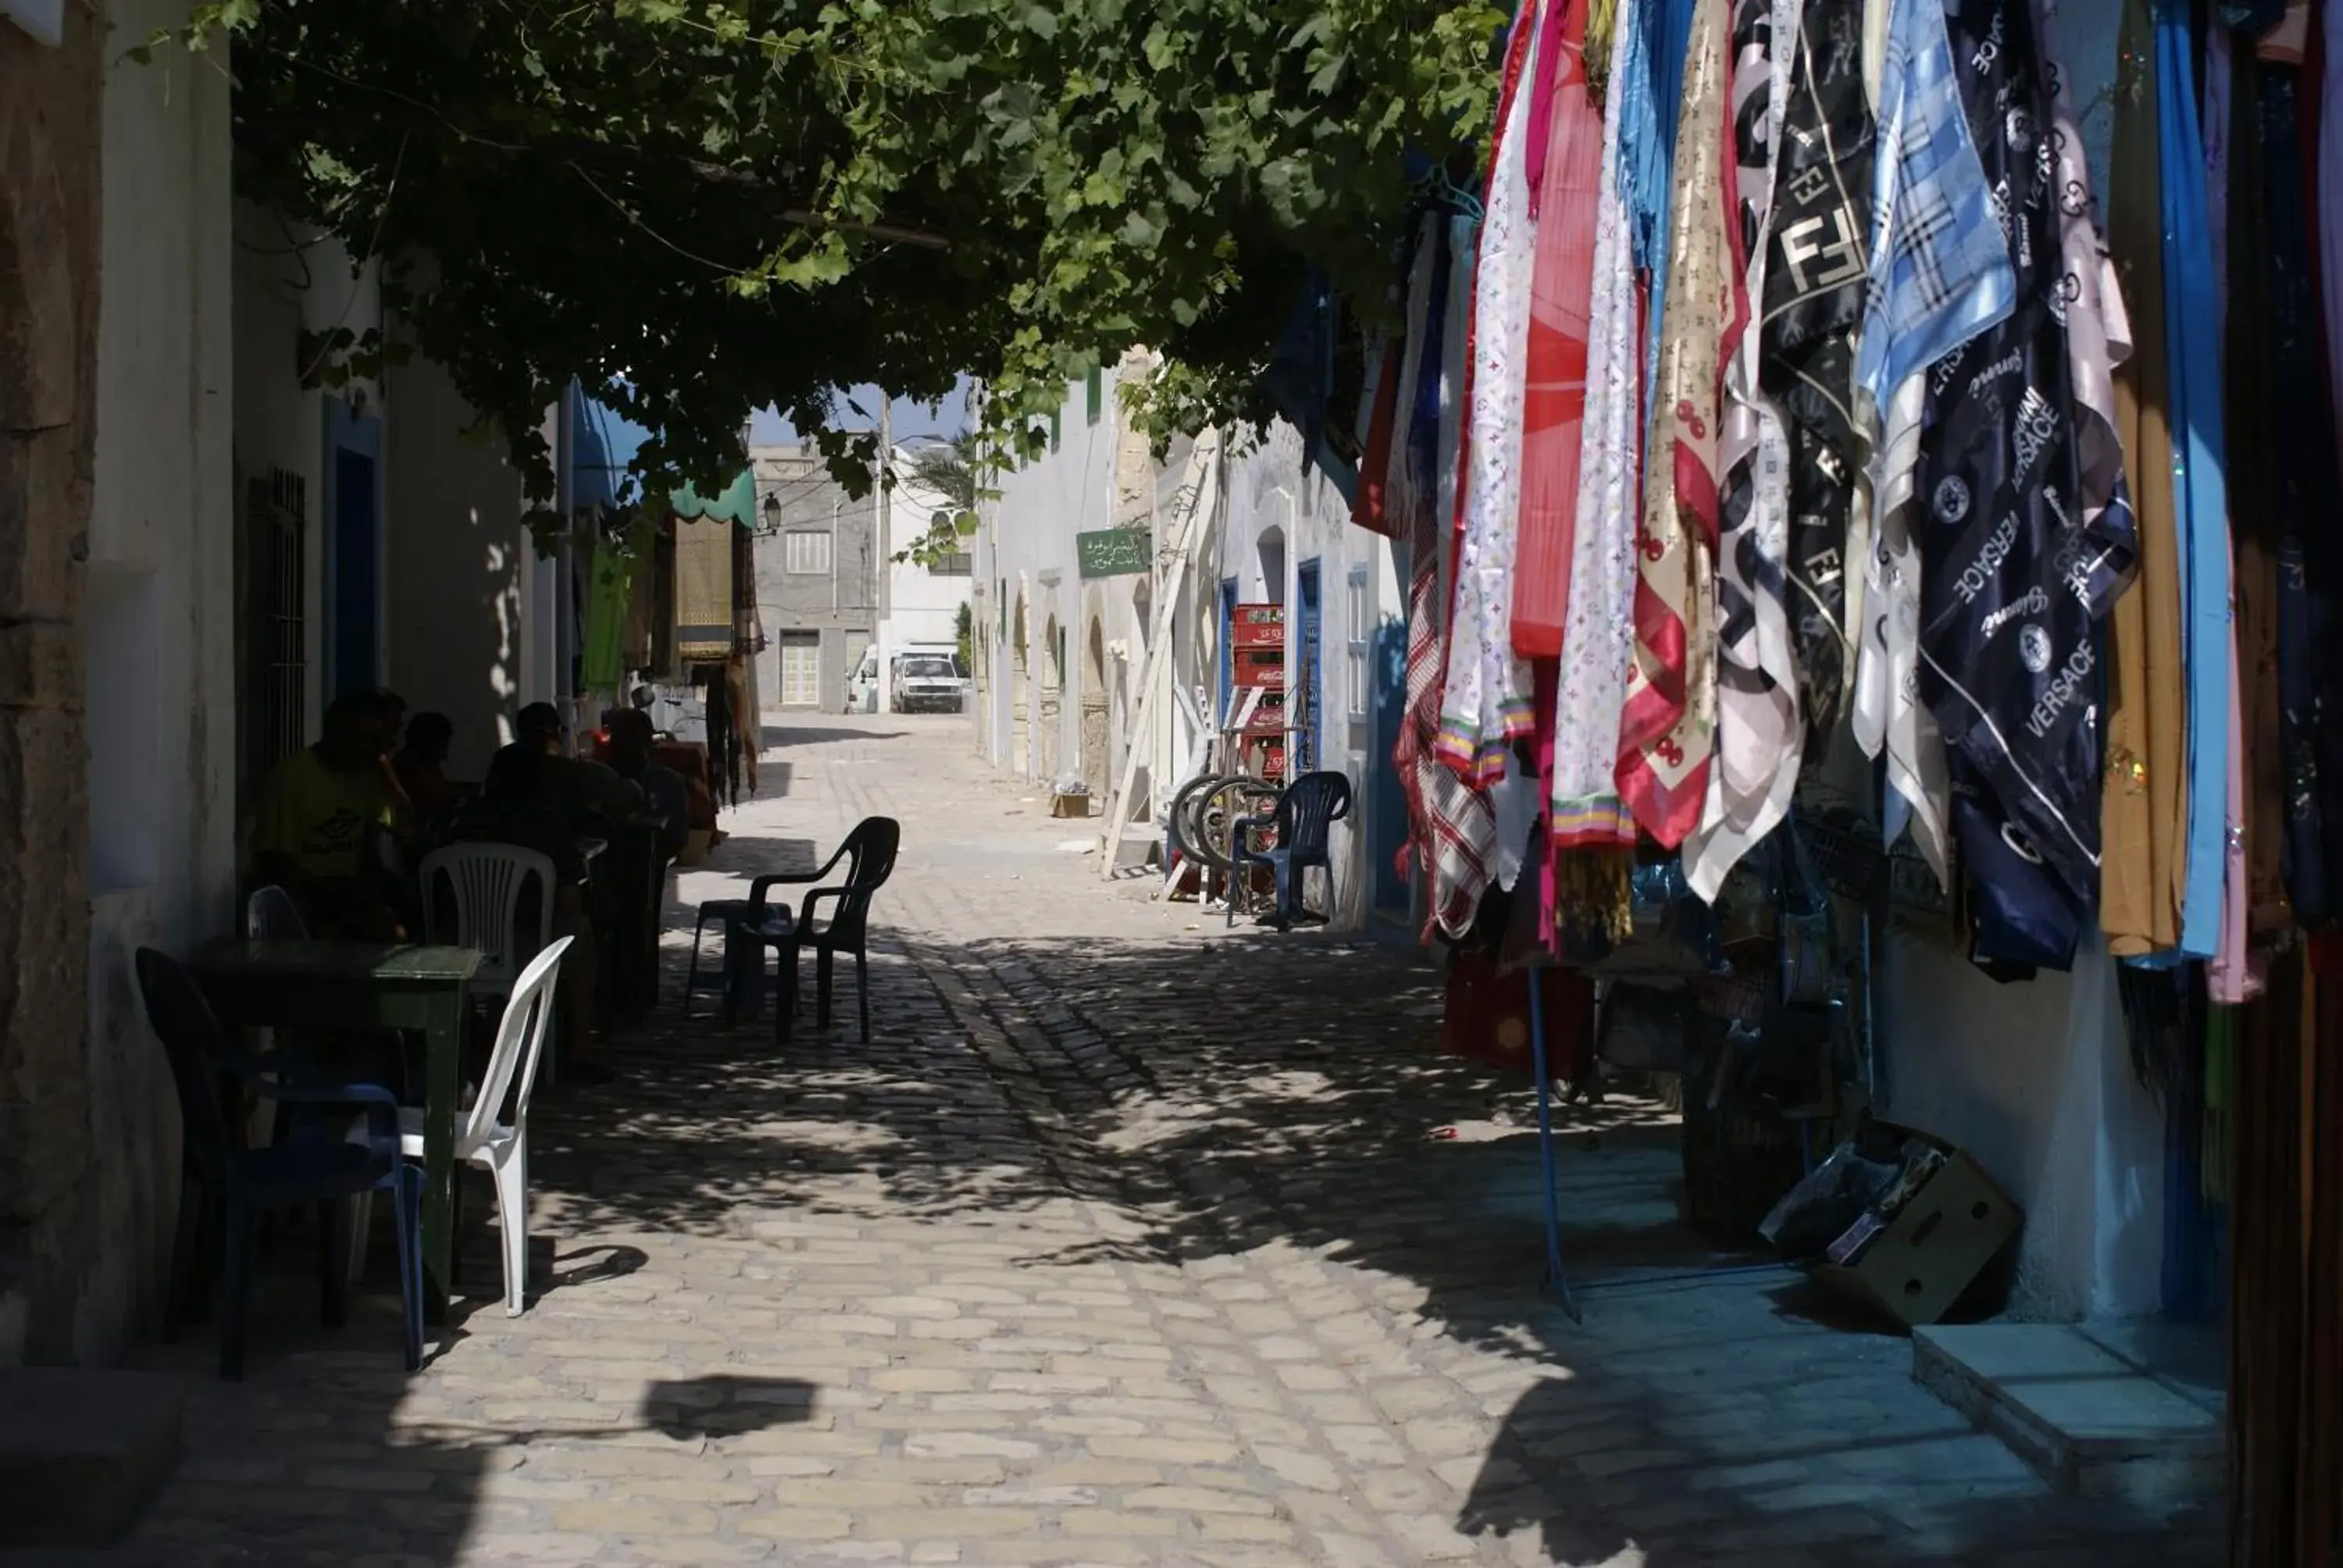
top-left (250, 690), bottom-right (405, 938)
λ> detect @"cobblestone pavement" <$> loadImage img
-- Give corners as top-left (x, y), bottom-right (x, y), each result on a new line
top-left (61, 718), bottom-right (2216, 1568)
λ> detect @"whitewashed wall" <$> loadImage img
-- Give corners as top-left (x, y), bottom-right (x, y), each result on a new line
top-left (382, 354), bottom-right (529, 780)
top-left (1214, 426), bottom-right (1406, 933)
top-left (977, 369), bottom-right (1129, 784)
top-left (79, 0), bottom-right (236, 1360)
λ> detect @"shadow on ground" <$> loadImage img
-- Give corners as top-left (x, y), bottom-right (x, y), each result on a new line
top-left (62, 816), bottom-right (2216, 1567)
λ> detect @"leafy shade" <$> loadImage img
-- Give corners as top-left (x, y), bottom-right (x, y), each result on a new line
top-left (209, 0), bottom-right (1505, 509)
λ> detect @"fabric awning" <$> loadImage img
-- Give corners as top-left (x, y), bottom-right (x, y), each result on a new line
top-left (669, 472), bottom-right (758, 529)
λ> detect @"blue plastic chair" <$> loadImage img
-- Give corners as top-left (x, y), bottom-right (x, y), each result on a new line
top-left (135, 949), bottom-right (426, 1378)
top-left (1230, 771), bottom-right (1352, 929)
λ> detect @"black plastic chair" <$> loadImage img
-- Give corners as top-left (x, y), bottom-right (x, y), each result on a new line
top-left (730, 817), bottom-right (901, 1046)
top-left (1231, 771), bottom-right (1352, 929)
top-left (135, 949), bottom-right (425, 1378)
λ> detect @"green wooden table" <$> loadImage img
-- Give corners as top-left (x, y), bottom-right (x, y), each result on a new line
top-left (188, 940), bottom-right (480, 1319)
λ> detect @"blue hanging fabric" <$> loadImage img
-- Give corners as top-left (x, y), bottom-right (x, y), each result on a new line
top-left (1619, 0), bottom-right (1695, 426)
top-left (2155, 0), bottom-right (2234, 961)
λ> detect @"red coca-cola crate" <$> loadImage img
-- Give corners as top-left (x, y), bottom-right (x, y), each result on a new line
top-left (1232, 604), bottom-right (1285, 648)
top-left (1232, 647), bottom-right (1286, 687)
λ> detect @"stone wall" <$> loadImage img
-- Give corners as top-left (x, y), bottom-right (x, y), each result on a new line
top-left (0, 0), bottom-right (237, 1366)
top-left (81, 0), bottom-right (237, 1363)
top-left (0, 0), bottom-right (104, 1363)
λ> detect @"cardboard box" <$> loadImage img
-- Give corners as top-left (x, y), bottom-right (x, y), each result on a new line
top-left (1811, 1131), bottom-right (2020, 1329)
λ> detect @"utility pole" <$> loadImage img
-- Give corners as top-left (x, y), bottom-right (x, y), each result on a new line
top-left (876, 396), bottom-right (893, 713)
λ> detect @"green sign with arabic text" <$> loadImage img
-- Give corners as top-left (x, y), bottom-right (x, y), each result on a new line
top-left (1076, 528), bottom-right (1152, 579)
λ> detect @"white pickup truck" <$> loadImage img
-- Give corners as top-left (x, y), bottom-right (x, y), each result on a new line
top-left (891, 651), bottom-right (969, 714)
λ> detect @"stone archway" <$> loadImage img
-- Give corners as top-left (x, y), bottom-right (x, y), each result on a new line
top-left (1080, 615), bottom-right (1109, 804)
top-left (1039, 612), bottom-right (1062, 780)
top-left (1010, 588), bottom-right (1029, 776)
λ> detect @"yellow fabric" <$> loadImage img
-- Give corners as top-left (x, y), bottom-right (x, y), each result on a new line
top-left (673, 515), bottom-right (734, 661)
top-left (251, 747), bottom-right (395, 881)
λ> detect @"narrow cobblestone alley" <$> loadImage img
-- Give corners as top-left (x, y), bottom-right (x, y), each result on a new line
top-left (61, 720), bottom-right (2216, 1568)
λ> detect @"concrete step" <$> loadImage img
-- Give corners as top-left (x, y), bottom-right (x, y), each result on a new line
top-left (0, 1367), bottom-right (184, 1548)
top-left (1913, 1321), bottom-right (2224, 1513)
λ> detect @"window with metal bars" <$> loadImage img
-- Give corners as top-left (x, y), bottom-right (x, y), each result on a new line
top-left (244, 469), bottom-right (308, 803)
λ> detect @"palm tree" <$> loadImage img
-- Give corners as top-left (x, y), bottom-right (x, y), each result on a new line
top-left (892, 435), bottom-right (990, 567)
top-left (904, 436), bottom-right (980, 516)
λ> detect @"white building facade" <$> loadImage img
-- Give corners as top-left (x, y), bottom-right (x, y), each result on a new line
top-left (972, 358), bottom-right (1415, 932)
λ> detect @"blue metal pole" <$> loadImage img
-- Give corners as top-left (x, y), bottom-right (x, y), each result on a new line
top-left (1526, 975), bottom-right (1582, 1323)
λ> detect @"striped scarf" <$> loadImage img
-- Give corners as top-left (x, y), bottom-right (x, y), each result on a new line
top-left (1396, 216), bottom-right (1503, 941)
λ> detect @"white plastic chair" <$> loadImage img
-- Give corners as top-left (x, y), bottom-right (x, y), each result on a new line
top-left (245, 885), bottom-right (308, 940)
top-left (418, 844), bottom-right (556, 1006)
top-left (352, 935), bottom-right (572, 1315)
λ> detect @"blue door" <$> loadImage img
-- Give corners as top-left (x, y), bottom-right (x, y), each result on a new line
top-left (325, 398), bottom-right (383, 702)
top-left (333, 450), bottom-right (379, 696)
top-left (1371, 566), bottom-right (1410, 914)
top-left (1296, 561), bottom-right (1322, 774)
top-left (1218, 578), bottom-right (1239, 730)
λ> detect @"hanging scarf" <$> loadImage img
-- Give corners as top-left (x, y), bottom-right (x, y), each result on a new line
top-left (2102, 0), bottom-right (2190, 958)
top-left (1421, 5), bottom-right (1536, 939)
top-left (1437, 3), bottom-right (1542, 783)
top-left (1846, 0), bottom-right (2016, 885)
top-left (2327, 0), bottom-right (2343, 496)
top-left (2035, 0), bottom-right (2131, 536)
top-left (1412, 217), bottom-right (1503, 941)
top-left (1615, 0), bottom-right (1731, 849)
top-left (1686, 0), bottom-right (1803, 900)
top-left (1393, 216), bottom-right (1448, 885)
top-left (1514, 0), bottom-right (1608, 660)
top-left (2157, 0), bottom-right (2234, 960)
top-left (2263, 50), bottom-right (2343, 926)
top-left (1918, 0), bottom-right (2132, 970)
top-left (1630, 0), bottom-right (1703, 423)
top-left (1760, 0), bottom-right (1875, 745)
top-left (1350, 333), bottom-right (1404, 540)
top-left (1385, 217), bottom-right (1442, 535)
top-left (1551, 4), bottom-right (1648, 850)
top-left (2206, 38), bottom-right (2252, 1004)
top-left (2220, 47), bottom-right (2287, 946)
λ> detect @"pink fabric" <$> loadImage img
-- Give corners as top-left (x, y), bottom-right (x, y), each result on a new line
top-left (1510, 0), bottom-right (1607, 658)
top-left (1522, 0), bottom-right (1572, 217)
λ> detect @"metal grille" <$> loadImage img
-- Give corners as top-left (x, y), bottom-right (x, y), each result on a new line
top-left (246, 469), bottom-right (307, 793)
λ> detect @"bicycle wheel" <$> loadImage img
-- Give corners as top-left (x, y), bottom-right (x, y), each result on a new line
top-left (1196, 779), bottom-right (1282, 872)
top-left (1170, 773), bottom-right (1235, 866)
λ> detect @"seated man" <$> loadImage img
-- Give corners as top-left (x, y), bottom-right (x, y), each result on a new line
top-left (393, 711), bottom-right (460, 821)
top-left (515, 701), bottom-right (643, 833)
top-left (430, 744), bottom-right (607, 1083)
top-left (604, 708), bottom-right (690, 862)
top-left (249, 690), bottom-right (408, 939)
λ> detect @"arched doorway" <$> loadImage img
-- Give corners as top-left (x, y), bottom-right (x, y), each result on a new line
top-left (1011, 590), bottom-right (1029, 775)
top-left (1039, 612), bottom-right (1063, 779)
top-left (1124, 580), bottom-right (1152, 816)
top-left (1081, 615), bottom-right (1110, 804)
top-left (1257, 524), bottom-right (1288, 604)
